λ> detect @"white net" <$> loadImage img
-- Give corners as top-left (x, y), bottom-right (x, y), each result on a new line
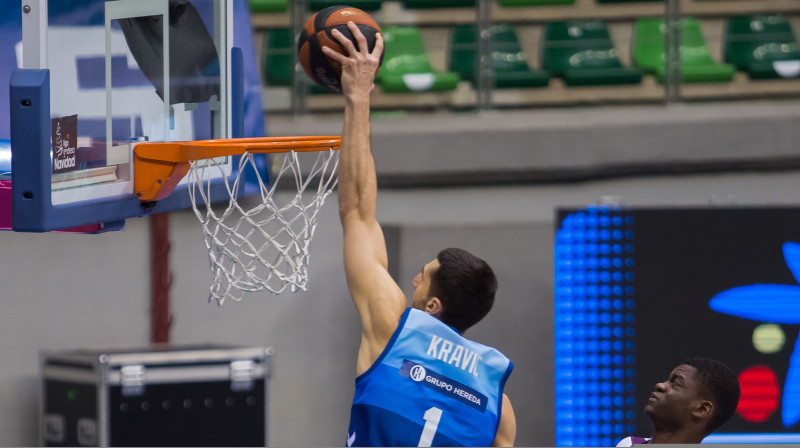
top-left (187, 148), bottom-right (339, 305)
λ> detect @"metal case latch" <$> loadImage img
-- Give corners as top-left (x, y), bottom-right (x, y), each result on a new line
top-left (121, 365), bottom-right (146, 397)
top-left (230, 360), bottom-right (255, 392)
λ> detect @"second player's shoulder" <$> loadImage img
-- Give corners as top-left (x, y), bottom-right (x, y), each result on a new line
top-left (616, 436), bottom-right (651, 446)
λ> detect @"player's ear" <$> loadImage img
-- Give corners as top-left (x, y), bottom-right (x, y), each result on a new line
top-left (425, 297), bottom-right (443, 317)
top-left (692, 400), bottom-right (713, 420)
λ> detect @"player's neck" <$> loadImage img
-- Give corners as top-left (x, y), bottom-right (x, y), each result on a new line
top-left (650, 426), bottom-right (705, 444)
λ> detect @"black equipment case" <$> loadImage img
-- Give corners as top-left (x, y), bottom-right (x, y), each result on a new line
top-left (40, 344), bottom-right (271, 447)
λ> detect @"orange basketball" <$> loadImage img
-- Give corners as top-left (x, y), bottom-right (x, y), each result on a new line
top-left (297, 6), bottom-right (384, 93)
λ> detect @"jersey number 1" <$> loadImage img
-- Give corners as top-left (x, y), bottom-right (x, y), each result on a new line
top-left (418, 407), bottom-right (443, 447)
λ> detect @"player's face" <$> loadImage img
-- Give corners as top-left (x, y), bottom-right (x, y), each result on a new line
top-left (411, 259), bottom-right (440, 310)
top-left (644, 364), bottom-right (708, 427)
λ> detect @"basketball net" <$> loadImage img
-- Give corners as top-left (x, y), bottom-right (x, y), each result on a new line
top-left (187, 148), bottom-right (339, 305)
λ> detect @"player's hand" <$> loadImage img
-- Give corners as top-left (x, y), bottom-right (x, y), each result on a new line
top-left (322, 21), bottom-right (383, 102)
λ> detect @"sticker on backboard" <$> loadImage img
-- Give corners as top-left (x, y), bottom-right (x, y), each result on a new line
top-left (51, 115), bottom-right (78, 173)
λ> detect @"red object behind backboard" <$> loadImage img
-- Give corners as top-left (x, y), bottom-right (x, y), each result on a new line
top-left (1, 180), bottom-right (102, 233)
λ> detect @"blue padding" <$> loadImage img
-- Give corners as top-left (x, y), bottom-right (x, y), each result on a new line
top-left (48, 0), bottom-right (105, 26)
top-left (11, 69), bottom-right (143, 232)
top-left (231, 45), bottom-right (271, 195)
top-left (232, 47), bottom-right (244, 139)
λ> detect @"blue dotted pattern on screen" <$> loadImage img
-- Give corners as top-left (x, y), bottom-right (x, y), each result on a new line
top-left (554, 206), bottom-right (637, 447)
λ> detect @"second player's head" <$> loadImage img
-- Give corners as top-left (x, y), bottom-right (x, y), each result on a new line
top-left (644, 357), bottom-right (740, 438)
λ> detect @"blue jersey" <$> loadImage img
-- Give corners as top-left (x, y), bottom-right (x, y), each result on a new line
top-left (347, 308), bottom-right (513, 447)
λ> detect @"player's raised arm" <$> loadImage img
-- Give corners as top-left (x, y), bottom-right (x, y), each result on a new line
top-left (323, 23), bottom-right (406, 374)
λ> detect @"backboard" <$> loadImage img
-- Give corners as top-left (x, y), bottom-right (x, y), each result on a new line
top-left (10, 0), bottom-right (240, 232)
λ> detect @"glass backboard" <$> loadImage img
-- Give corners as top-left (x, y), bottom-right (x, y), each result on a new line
top-left (10, 0), bottom-right (238, 232)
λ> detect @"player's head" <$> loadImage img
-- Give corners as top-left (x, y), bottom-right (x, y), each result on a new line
top-left (411, 248), bottom-right (497, 333)
top-left (644, 357), bottom-right (740, 437)
top-left (682, 357), bottom-right (741, 433)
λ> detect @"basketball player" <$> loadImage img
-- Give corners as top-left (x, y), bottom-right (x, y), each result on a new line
top-left (617, 357), bottom-right (740, 446)
top-left (321, 22), bottom-right (516, 447)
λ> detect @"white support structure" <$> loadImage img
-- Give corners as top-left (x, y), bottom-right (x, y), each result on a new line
top-left (105, 0), bottom-right (171, 157)
top-left (21, 0), bottom-right (47, 69)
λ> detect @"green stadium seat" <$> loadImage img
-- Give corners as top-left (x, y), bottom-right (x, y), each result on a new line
top-left (595, 0), bottom-right (661, 4)
top-left (263, 28), bottom-right (293, 86)
top-left (376, 26), bottom-right (460, 93)
top-left (263, 28), bottom-right (331, 94)
top-left (402, 0), bottom-right (475, 8)
top-left (249, 0), bottom-right (288, 13)
top-left (498, 0), bottom-right (576, 7)
top-left (449, 24), bottom-right (550, 88)
top-left (632, 18), bottom-right (736, 83)
top-left (309, 0), bottom-right (383, 11)
top-left (542, 21), bottom-right (643, 86)
top-left (725, 15), bottom-right (800, 79)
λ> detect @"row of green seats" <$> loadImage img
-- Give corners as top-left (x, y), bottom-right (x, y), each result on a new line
top-left (634, 15), bottom-right (800, 82)
top-left (451, 24), bottom-right (550, 88)
top-left (634, 18), bottom-right (735, 83)
top-left (377, 27), bottom-right (461, 92)
top-left (725, 14), bottom-right (800, 79)
top-left (262, 15), bottom-right (800, 93)
top-left (249, 0), bottom-right (663, 13)
top-left (541, 21), bottom-right (643, 85)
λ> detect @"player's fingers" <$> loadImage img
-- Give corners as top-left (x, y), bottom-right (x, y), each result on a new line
top-left (331, 28), bottom-right (357, 55)
top-left (372, 32), bottom-right (384, 57)
top-left (347, 21), bottom-right (368, 54)
top-left (321, 45), bottom-right (346, 64)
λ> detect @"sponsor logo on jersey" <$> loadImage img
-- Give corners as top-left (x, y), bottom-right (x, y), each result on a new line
top-left (410, 364), bottom-right (427, 382)
top-left (399, 360), bottom-right (488, 412)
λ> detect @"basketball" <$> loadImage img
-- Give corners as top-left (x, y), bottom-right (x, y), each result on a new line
top-left (297, 6), bottom-right (384, 93)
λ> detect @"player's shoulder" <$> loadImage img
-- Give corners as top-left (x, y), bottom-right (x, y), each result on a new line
top-left (616, 436), bottom-right (651, 446)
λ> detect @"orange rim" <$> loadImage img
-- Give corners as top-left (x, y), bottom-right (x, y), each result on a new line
top-left (134, 136), bottom-right (341, 201)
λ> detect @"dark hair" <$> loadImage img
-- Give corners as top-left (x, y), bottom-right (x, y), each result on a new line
top-left (682, 357), bottom-right (741, 433)
top-left (430, 248), bottom-right (497, 334)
